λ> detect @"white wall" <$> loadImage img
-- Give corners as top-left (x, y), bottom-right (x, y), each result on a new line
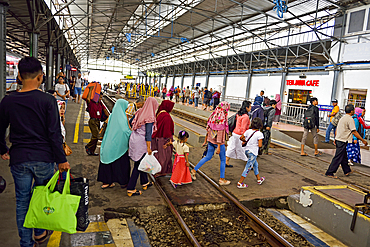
top-left (250, 74), bottom-right (282, 100)
top-left (195, 76), bottom-right (207, 88)
top-left (183, 76), bottom-right (193, 89)
top-left (88, 70), bottom-right (124, 85)
top-left (225, 75), bottom-right (248, 98)
top-left (166, 77), bottom-right (173, 87)
top-left (174, 77), bottom-right (182, 88)
top-left (208, 75), bottom-right (224, 92)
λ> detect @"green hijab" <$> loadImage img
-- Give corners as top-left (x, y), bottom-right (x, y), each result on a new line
top-left (100, 99), bottom-right (132, 164)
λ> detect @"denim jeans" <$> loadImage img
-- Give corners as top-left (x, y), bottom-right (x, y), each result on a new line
top-left (241, 150), bottom-right (259, 177)
top-left (194, 97), bottom-right (199, 108)
top-left (325, 122), bottom-right (336, 142)
top-left (11, 161), bottom-right (54, 247)
top-left (194, 142), bottom-right (226, 178)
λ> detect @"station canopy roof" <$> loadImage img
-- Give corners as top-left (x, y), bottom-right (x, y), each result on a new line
top-left (5, 0), bottom-right (360, 71)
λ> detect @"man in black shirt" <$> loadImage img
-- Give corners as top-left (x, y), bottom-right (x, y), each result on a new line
top-left (0, 57), bottom-right (70, 247)
top-left (301, 97), bottom-right (320, 156)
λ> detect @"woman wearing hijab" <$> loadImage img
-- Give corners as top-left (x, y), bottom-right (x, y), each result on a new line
top-left (169, 86), bottom-right (175, 101)
top-left (226, 100), bottom-right (252, 167)
top-left (151, 100), bottom-right (175, 176)
top-left (347, 107), bottom-right (367, 165)
top-left (191, 101), bottom-right (231, 185)
top-left (97, 99), bottom-right (132, 189)
top-left (274, 94), bottom-right (282, 123)
top-left (127, 97), bottom-right (159, 196)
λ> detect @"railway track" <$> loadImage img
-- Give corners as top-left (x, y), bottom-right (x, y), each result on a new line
top-left (102, 94), bottom-right (293, 247)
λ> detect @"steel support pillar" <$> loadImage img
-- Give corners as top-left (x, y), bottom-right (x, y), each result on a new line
top-left (205, 73), bottom-right (210, 89)
top-left (245, 73), bottom-right (252, 99)
top-left (191, 74), bottom-right (195, 89)
top-left (280, 72), bottom-right (287, 101)
top-left (29, 32), bottom-right (39, 58)
top-left (55, 53), bottom-right (61, 78)
top-left (222, 73), bottom-right (228, 101)
top-left (158, 76), bottom-right (162, 90)
top-left (331, 70), bottom-right (340, 102)
top-left (46, 46), bottom-right (54, 90)
top-left (181, 75), bottom-right (184, 90)
top-left (0, 2), bottom-right (8, 100)
top-left (62, 56), bottom-right (66, 75)
top-left (145, 76), bottom-right (148, 84)
top-left (165, 75), bottom-right (168, 87)
top-left (172, 76), bottom-right (175, 87)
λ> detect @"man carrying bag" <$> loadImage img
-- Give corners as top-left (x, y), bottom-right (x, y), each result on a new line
top-left (0, 57), bottom-right (70, 247)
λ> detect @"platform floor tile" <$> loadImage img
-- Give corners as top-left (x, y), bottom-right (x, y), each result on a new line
top-left (276, 209), bottom-right (348, 247)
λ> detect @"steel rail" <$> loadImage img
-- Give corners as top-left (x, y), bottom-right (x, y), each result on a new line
top-left (148, 174), bottom-right (201, 247)
top-left (188, 162), bottom-right (293, 247)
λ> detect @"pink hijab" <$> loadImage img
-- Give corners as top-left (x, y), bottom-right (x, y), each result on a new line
top-left (131, 97), bottom-right (159, 131)
top-left (207, 101), bottom-right (230, 133)
top-left (275, 94), bottom-right (282, 111)
top-left (355, 107), bottom-right (363, 117)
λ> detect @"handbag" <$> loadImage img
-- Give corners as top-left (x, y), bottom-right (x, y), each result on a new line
top-left (242, 130), bottom-right (257, 147)
top-left (63, 143), bottom-right (72, 156)
top-left (53, 173), bottom-right (90, 232)
top-left (23, 170), bottom-right (81, 234)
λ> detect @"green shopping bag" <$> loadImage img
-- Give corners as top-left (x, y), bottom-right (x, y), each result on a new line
top-left (23, 170), bottom-right (81, 234)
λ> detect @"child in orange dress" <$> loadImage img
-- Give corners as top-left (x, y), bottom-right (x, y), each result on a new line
top-left (164, 130), bottom-right (192, 188)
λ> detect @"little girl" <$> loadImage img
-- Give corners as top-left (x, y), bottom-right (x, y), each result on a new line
top-left (164, 130), bottom-right (192, 188)
top-left (238, 117), bottom-right (265, 188)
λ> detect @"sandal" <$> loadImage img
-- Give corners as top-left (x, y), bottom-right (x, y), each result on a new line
top-left (226, 164), bottom-right (233, 168)
top-left (101, 184), bottom-right (110, 189)
top-left (300, 153), bottom-right (308, 156)
top-left (345, 170), bottom-right (354, 176)
top-left (127, 190), bottom-right (142, 197)
top-left (142, 182), bottom-right (153, 190)
top-left (314, 152), bottom-right (323, 157)
top-left (34, 230), bottom-right (53, 244)
top-left (257, 177), bottom-right (265, 185)
top-left (190, 170), bottom-right (197, 180)
top-left (219, 179), bottom-right (231, 185)
top-left (237, 182), bottom-right (248, 189)
top-left (325, 174), bottom-right (338, 179)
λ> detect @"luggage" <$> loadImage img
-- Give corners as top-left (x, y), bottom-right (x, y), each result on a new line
top-left (82, 82), bottom-right (101, 103)
top-left (24, 170), bottom-right (81, 234)
top-left (303, 106), bottom-right (316, 129)
top-left (53, 173), bottom-right (90, 232)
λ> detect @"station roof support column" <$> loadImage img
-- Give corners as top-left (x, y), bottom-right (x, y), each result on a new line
top-left (0, 1), bottom-right (8, 100)
top-left (181, 74), bottom-right (184, 90)
top-left (46, 45), bottom-right (54, 90)
top-left (280, 72), bottom-right (287, 101)
top-left (172, 75), bottom-right (175, 88)
top-left (29, 32), bottom-right (39, 58)
top-left (245, 73), bottom-right (252, 99)
top-left (222, 73), bottom-right (228, 101)
top-left (205, 73), bottom-right (210, 89)
top-left (331, 70), bottom-right (339, 102)
top-left (165, 74), bottom-right (168, 87)
top-left (191, 74), bottom-right (195, 89)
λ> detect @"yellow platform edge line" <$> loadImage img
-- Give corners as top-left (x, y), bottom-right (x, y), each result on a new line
top-left (46, 231), bottom-right (62, 247)
top-left (73, 103), bottom-right (85, 143)
top-left (301, 185), bottom-right (370, 222)
top-left (78, 244), bottom-right (115, 247)
top-left (83, 139), bottom-right (90, 143)
top-left (84, 126), bottom-right (91, 133)
top-left (77, 222), bottom-right (109, 233)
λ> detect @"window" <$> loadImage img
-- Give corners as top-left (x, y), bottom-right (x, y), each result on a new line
top-left (348, 9), bottom-right (366, 33)
top-left (288, 89), bottom-right (312, 104)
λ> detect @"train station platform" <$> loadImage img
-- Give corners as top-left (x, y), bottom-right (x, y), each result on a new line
top-left (2, 96), bottom-right (370, 246)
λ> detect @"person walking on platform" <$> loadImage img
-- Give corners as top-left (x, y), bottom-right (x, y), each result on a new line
top-left (75, 73), bottom-right (83, 104)
top-left (85, 92), bottom-right (109, 156)
top-left (55, 75), bottom-right (70, 109)
top-left (126, 97), bottom-right (145, 120)
top-left (261, 99), bottom-right (277, 155)
top-left (165, 131), bottom-right (192, 188)
top-left (127, 98), bottom-right (159, 196)
top-left (0, 57), bottom-right (70, 247)
top-left (325, 105), bottom-right (368, 178)
top-left (98, 99), bottom-right (132, 189)
top-left (184, 86), bottom-right (191, 105)
top-left (250, 97), bottom-right (264, 122)
top-left (191, 101), bottom-right (231, 185)
top-left (301, 97), bottom-right (321, 156)
top-left (202, 87), bottom-right (212, 110)
top-left (347, 107), bottom-right (367, 165)
top-left (151, 100), bottom-right (175, 177)
top-left (226, 100), bottom-right (252, 167)
top-left (175, 86), bottom-right (181, 103)
top-left (238, 117), bottom-right (265, 188)
top-left (162, 86), bottom-right (167, 100)
top-left (169, 86), bottom-right (175, 101)
top-left (192, 86), bottom-right (200, 108)
top-left (323, 99), bottom-right (339, 143)
top-left (273, 94), bottom-right (282, 123)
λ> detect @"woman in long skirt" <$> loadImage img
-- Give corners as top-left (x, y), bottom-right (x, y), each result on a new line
top-left (151, 100), bottom-right (175, 176)
top-left (98, 99), bottom-right (132, 189)
top-left (274, 94), bottom-right (282, 123)
top-left (225, 100), bottom-right (252, 167)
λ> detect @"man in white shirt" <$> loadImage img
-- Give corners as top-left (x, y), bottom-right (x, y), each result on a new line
top-left (75, 73), bottom-right (83, 104)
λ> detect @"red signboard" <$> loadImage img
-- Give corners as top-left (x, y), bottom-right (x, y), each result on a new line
top-left (287, 80), bottom-right (319, 87)
top-left (71, 67), bottom-right (77, 71)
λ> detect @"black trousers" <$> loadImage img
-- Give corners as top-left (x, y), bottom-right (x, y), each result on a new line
top-left (325, 140), bottom-right (351, 176)
top-left (127, 154), bottom-right (149, 190)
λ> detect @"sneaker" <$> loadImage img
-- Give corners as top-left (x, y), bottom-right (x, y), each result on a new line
top-left (219, 179), bottom-right (231, 185)
top-left (257, 177), bottom-right (265, 185)
top-left (237, 182), bottom-right (248, 189)
top-left (348, 160), bottom-right (354, 166)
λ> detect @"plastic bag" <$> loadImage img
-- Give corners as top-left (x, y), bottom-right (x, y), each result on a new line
top-left (138, 151), bottom-right (161, 175)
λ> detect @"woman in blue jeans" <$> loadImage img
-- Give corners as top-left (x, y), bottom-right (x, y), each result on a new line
top-left (237, 117), bottom-right (265, 188)
top-left (191, 101), bottom-right (231, 185)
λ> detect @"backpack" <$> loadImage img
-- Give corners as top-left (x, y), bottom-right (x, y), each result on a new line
top-left (303, 106), bottom-right (316, 129)
top-left (331, 111), bottom-right (343, 127)
top-left (206, 91), bottom-right (212, 99)
top-left (228, 114), bottom-right (237, 133)
top-left (263, 108), bottom-right (274, 127)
